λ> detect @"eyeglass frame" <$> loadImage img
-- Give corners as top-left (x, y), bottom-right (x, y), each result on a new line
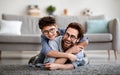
top-left (42, 28), bottom-right (56, 35)
top-left (64, 32), bottom-right (78, 40)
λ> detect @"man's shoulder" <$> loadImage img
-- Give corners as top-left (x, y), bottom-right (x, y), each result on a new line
top-left (80, 37), bottom-right (88, 42)
top-left (58, 28), bottom-right (65, 35)
top-left (49, 36), bottom-right (62, 43)
top-left (55, 36), bottom-right (62, 40)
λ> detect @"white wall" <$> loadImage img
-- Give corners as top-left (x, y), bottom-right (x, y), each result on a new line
top-left (0, 0), bottom-right (120, 20)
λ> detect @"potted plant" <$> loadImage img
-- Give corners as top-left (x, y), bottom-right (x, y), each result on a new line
top-left (46, 5), bottom-right (56, 15)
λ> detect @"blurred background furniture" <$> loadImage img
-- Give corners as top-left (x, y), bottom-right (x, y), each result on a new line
top-left (0, 14), bottom-right (42, 59)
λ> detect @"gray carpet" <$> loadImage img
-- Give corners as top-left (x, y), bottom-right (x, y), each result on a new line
top-left (0, 64), bottom-right (120, 75)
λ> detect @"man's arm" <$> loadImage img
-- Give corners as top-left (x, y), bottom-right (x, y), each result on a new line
top-left (45, 63), bottom-right (74, 70)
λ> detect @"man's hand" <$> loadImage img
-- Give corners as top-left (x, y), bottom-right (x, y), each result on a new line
top-left (45, 63), bottom-right (60, 70)
top-left (67, 45), bottom-right (84, 54)
top-left (45, 63), bottom-right (74, 70)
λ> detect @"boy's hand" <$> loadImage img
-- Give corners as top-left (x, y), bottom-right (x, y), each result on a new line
top-left (67, 53), bottom-right (77, 62)
top-left (68, 45), bottom-right (84, 54)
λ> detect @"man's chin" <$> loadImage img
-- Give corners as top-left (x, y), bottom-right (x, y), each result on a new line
top-left (64, 44), bottom-right (71, 48)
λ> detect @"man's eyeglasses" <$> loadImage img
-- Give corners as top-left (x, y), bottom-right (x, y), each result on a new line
top-left (64, 33), bottom-right (77, 40)
top-left (43, 28), bottom-right (56, 35)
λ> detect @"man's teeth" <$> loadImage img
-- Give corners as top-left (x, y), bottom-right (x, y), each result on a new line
top-left (65, 41), bottom-right (71, 44)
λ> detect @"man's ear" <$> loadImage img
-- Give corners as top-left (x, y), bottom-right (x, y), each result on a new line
top-left (76, 38), bottom-right (80, 43)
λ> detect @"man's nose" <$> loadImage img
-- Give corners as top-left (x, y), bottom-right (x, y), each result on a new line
top-left (66, 36), bottom-right (71, 40)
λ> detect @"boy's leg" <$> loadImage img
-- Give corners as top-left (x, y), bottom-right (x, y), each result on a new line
top-left (37, 53), bottom-right (45, 63)
top-left (28, 53), bottom-right (45, 65)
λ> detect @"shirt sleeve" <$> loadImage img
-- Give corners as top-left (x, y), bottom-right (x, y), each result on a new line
top-left (40, 35), bottom-right (52, 55)
top-left (72, 50), bottom-right (84, 68)
top-left (48, 39), bottom-right (59, 51)
top-left (79, 37), bottom-right (88, 43)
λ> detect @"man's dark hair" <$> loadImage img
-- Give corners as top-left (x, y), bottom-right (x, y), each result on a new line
top-left (38, 16), bottom-right (56, 29)
top-left (65, 22), bottom-right (84, 39)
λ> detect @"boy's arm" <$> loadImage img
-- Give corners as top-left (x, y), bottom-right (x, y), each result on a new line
top-left (47, 37), bottom-right (88, 56)
top-left (70, 37), bottom-right (89, 54)
top-left (54, 45), bottom-right (81, 64)
top-left (47, 50), bottom-right (75, 59)
top-left (54, 39), bottom-right (88, 64)
top-left (71, 40), bottom-right (89, 54)
top-left (47, 37), bottom-right (76, 60)
top-left (41, 35), bottom-right (76, 61)
top-left (41, 35), bottom-right (69, 57)
top-left (42, 35), bottom-right (88, 63)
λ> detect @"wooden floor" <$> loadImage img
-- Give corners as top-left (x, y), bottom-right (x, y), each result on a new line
top-left (0, 50), bottom-right (119, 65)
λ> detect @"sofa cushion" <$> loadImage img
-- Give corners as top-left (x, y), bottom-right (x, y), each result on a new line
top-left (86, 20), bottom-right (109, 33)
top-left (2, 14), bottom-right (41, 34)
top-left (87, 15), bottom-right (105, 20)
top-left (0, 34), bottom-right (41, 43)
top-left (55, 15), bottom-right (87, 31)
top-left (0, 20), bottom-right (22, 35)
top-left (55, 15), bottom-right (105, 32)
top-left (84, 33), bottom-right (112, 42)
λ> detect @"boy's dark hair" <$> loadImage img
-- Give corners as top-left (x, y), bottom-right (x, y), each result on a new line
top-left (65, 22), bottom-right (84, 39)
top-left (38, 16), bottom-right (56, 29)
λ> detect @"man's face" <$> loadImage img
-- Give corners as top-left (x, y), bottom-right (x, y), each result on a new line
top-left (62, 27), bottom-right (79, 49)
top-left (41, 25), bottom-right (58, 40)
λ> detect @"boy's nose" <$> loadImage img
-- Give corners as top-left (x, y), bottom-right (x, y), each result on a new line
top-left (48, 32), bottom-right (53, 35)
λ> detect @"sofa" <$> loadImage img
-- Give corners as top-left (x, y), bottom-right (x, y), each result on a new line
top-left (0, 14), bottom-right (42, 58)
top-left (0, 14), bottom-right (119, 60)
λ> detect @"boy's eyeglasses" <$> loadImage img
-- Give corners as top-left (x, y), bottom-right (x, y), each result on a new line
top-left (64, 33), bottom-right (77, 40)
top-left (43, 28), bottom-right (56, 35)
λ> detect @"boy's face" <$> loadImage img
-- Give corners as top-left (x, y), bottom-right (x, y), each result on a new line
top-left (41, 25), bottom-right (58, 40)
